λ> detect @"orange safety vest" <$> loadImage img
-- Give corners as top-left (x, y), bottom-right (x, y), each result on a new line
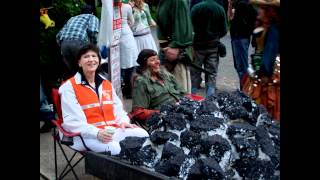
top-left (70, 77), bottom-right (117, 129)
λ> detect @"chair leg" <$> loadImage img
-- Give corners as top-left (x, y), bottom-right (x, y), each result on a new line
top-left (59, 151), bottom-right (77, 178)
top-left (53, 128), bottom-right (58, 180)
top-left (57, 142), bottom-right (80, 180)
top-left (59, 155), bottom-right (85, 180)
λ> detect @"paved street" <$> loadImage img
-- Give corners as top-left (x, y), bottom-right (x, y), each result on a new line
top-left (40, 29), bottom-right (242, 179)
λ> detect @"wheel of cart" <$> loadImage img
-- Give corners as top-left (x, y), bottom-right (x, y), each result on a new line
top-left (50, 88), bottom-right (91, 180)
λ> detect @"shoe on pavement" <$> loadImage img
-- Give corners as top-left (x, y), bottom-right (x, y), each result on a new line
top-left (40, 121), bottom-right (55, 133)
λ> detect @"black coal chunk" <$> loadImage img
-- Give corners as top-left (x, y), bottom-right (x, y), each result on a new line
top-left (251, 104), bottom-right (269, 121)
top-left (215, 91), bottom-right (241, 108)
top-left (231, 137), bottom-right (259, 159)
top-left (150, 131), bottom-right (179, 145)
top-left (268, 123), bottom-right (280, 170)
top-left (160, 103), bottom-right (176, 114)
top-left (268, 122), bottom-right (280, 141)
top-left (224, 168), bottom-right (236, 179)
top-left (179, 97), bottom-right (201, 110)
top-left (227, 122), bottom-right (256, 138)
top-left (135, 145), bottom-right (157, 167)
top-left (236, 90), bottom-right (255, 109)
top-left (177, 97), bottom-right (201, 120)
top-left (180, 130), bottom-right (201, 149)
top-left (201, 135), bottom-right (231, 162)
top-left (242, 100), bottom-right (253, 112)
top-left (197, 100), bottom-right (219, 115)
top-left (188, 158), bottom-right (226, 180)
top-left (146, 113), bottom-right (163, 130)
top-left (190, 115), bottom-right (223, 132)
top-left (256, 113), bottom-right (273, 126)
top-left (215, 91), bottom-right (232, 107)
top-left (176, 102), bottom-right (197, 115)
top-left (255, 125), bottom-right (276, 159)
top-left (169, 153), bottom-right (187, 176)
top-left (188, 145), bottom-right (203, 158)
top-left (162, 112), bottom-right (187, 130)
top-left (215, 90), bottom-right (257, 122)
top-left (200, 158), bottom-right (226, 179)
top-left (154, 159), bottom-right (171, 176)
top-left (233, 159), bottom-right (275, 180)
top-left (161, 142), bottom-right (184, 160)
top-left (224, 105), bottom-right (249, 120)
top-left (119, 137), bottom-right (147, 164)
top-left (187, 160), bottom-right (202, 180)
top-left (155, 152), bottom-right (187, 177)
top-left (269, 123), bottom-right (280, 157)
top-left (256, 125), bottom-right (280, 171)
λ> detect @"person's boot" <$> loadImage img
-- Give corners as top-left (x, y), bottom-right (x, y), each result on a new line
top-left (40, 110), bottom-right (55, 133)
top-left (40, 121), bottom-right (55, 133)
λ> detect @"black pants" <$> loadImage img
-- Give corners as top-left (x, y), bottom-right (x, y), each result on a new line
top-left (60, 39), bottom-right (86, 76)
top-left (121, 67), bottom-right (136, 98)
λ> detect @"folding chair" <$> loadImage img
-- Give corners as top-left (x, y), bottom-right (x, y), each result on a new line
top-left (51, 88), bottom-right (91, 180)
top-left (128, 112), bottom-right (149, 132)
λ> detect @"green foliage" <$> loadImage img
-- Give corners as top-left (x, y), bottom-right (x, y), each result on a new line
top-left (40, 0), bottom-right (85, 80)
top-left (150, 4), bottom-right (157, 21)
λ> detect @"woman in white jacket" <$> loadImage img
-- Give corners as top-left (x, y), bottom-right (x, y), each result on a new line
top-left (120, 1), bottom-right (139, 98)
top-left (59, 44), bottom-right (148, 155)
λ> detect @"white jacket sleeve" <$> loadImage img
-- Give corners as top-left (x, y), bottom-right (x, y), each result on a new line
top-left (59, 81), bottom-right (100, 139)
top-left (112, 86), bottom-right (130, 124)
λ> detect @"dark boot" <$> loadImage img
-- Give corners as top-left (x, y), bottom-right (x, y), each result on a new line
top-left (40, 121), bottom-right (55, 133)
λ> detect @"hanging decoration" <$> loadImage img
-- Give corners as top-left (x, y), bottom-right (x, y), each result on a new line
top-left (40, 7), bottom-right (55, 29)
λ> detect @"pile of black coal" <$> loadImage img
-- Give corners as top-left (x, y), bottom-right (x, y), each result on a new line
top-left (117, 90), bottom-right (280, 179)
top-left (119, 136), bottom-right (147, 165)
top-left (149, 131), bottom-right (179, 145)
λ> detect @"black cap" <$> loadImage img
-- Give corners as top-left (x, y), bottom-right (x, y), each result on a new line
top-left (81, 4), bottom-right (94, 14)
top-left (137, 49), bottom-right (157, 66)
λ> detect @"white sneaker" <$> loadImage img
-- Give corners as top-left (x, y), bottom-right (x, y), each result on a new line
top-left (200, 80), bottom-right (205, 88)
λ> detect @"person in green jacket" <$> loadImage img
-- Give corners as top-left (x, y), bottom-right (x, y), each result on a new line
top-left (130, 49), bottom-right (186, 122)
top-left (190, 0), bottom-right (228, 97)
top-left (155, 0), bottom-right (193, 93)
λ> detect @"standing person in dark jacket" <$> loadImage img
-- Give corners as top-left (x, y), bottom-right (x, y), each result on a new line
top-left (156, 0), bottom-right (194, 93)
top-left (215, 0), bottom-right (229, 14)
top-left (190, 0), bottom-right (228, 97)
top-left (189, 0), bottom-right (202, 10)
top-left (230, 0), bottom-right (257, 89)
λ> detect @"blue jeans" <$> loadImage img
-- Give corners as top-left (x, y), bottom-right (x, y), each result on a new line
top-left (231, 38), bottom-right (250, 81)
top-left (40, 78), bottom-right (54, 121)
top-left (190, 47), bottom-right (219, 97)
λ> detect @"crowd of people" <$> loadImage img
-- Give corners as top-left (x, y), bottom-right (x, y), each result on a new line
top-left (40, 0), bottom-right (280, 153)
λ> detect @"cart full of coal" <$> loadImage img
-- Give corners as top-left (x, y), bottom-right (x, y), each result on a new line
top-left (85, 90), bottom-right (280, 180)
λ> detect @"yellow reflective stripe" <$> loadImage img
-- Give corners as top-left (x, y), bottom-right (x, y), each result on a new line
top-left (91, 121), bottom-right (117, 127)
top-left (102, 101), bottom-right (113, 105)
top-left (81, 103), bottom-right (100, 110)
top-left (91, 121), bottom-right (106, 126)
top-left (105, 120), bottom-right (117, 125)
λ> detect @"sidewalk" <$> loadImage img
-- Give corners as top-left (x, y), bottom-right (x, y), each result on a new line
top-left (40, 32), bottom-right (240, 180)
